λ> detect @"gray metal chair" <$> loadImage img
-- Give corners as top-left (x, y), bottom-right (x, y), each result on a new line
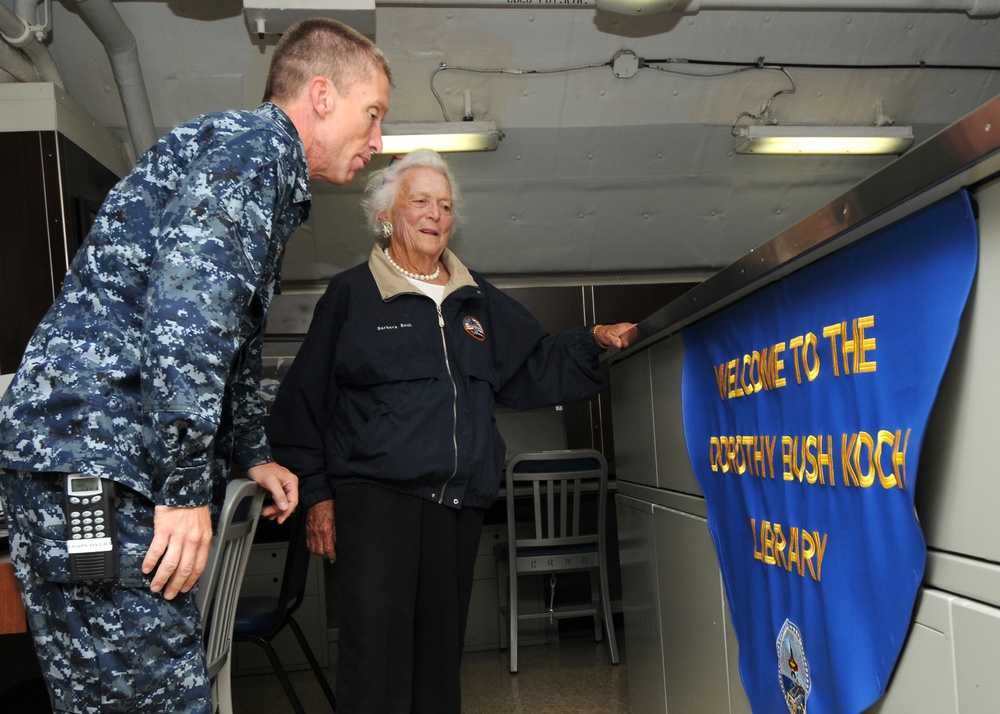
top-left (196, 478), bottom-right (265, 714)
top-left (232, 508), bottom-right (337, 712)
top-left (495, 449), bottom-right (620, 673)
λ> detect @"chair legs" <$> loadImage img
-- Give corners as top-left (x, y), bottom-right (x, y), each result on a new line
top-left (236, 616), bottom-right (337, 713)
top-left (497, 562), bottom-right (509, 651)
top-left (286, 616), bottom-right (338, 710)
top-left (499, 566), bottom-right (619, 674)
top-left (597, 565), bottom-right (620, 665)
top-left (509, 568), bottom-right (520, 674)
top-left (238, 633), bottom-right (308, 713)
top-left (214, 652), bottom-right (235, 714)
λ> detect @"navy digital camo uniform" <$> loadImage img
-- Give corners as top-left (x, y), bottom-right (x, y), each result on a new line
top-left (0, 102), bottom-right (310, 713)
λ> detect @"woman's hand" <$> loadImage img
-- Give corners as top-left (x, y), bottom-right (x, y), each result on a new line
top-left (306, 499), bottom-right (337, 562)
top-left (593, 322), bottom-right (640, 350)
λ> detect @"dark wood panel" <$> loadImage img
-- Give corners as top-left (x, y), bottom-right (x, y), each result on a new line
top-left (0, 132), bottom-right (118, 374)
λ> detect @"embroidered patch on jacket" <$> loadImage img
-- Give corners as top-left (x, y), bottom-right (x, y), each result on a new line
top-left (777, 618), bottom-right (811, 714)
top-left (463, 316), bottom-right (486, 342)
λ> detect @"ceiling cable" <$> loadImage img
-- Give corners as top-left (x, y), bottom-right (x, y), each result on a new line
top-left (431, 60), bottom-right (611, 121)
top-left (428, 51), bottom-right (990, 126)
top-left (643, 57), bottom-right (1000, 72)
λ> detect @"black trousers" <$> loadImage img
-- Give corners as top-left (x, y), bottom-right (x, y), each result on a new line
top-left (333, 484), bottom-right (485, 714)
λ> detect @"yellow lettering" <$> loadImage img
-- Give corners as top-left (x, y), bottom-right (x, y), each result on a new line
top-left (893, 428), bottom-right (910, 490)
top-left (802, 531), bottom-right (818, 580)
top-left (727, 358), bottom-right (742, 398)
top-left (789, 335), bottom-right (805, 385)
top-left (773, 523), bottom-right (787, 571)
top-left (803, 332), bottom-right (821, 382)
top-left (762, 520), bottom-right (775, 564)
top-left (839, 430), bottom-right (906, 489)
top-left (841, 433), bottom-right (859, 486)
top-left (822, 317), bottom-right (876, 377)
top-left (876, 430), bottom-right (898, 488)
top-left (813, 532), bottom-right (827, 581)
top-left (713, 363), bottom-right (728, 400)
top-left (823, 322), bottom-right (844, 377)
top-left (788, 526), bottom-right (800, 575)
top-left (709, 437), bottom-right (721, 473)
top-left (817, 434), bottom-right (834, 486)
top-left (773, 342), bottom-right (787, 388)
top-left (853, 431), bottom-right (876, 487)
top-left (856, 315), bottom-right (877, 373)
top-left (752, 518), bottom-right (827, 582)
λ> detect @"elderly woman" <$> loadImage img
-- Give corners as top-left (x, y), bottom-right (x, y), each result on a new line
top-left (267, 149), bottom-right (636, 713)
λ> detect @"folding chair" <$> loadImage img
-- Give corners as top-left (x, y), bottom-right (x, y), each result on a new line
top-left (495, 449), bottom-right (620, 674)
top-left (196, 478), bottom-right (265, 714)
top-left (233, 508), bottom-right (337, 712)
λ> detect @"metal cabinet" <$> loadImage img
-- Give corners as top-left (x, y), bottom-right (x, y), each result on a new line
top-left (616, 494), bottom-right (666, 714)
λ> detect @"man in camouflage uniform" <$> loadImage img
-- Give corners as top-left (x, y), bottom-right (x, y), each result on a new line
top-left (0, 18), bottom-right (391, 713)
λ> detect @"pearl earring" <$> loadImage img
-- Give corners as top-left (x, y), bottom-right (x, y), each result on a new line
top-left (380, 221), bottom-right (393, 240)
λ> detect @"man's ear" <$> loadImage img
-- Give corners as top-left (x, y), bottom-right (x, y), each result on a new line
top-left (309, 76), bottom-right (334, 117)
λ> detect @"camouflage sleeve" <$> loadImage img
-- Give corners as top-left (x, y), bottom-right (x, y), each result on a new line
top-left (230, 319), bottom-right (273, 471)
top-left (142, 161), bottom-right (280, 507)
top-left (267, 296), bottom-right (342, 509)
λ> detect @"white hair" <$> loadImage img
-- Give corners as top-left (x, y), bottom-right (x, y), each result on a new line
top-left (361, 149), bottom-right (465, 247)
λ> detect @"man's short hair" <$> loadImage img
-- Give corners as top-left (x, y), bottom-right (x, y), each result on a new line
top-left (263, 18), bottom-right (393, 103)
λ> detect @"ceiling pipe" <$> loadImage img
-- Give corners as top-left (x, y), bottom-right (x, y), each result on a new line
top-left (0, 2), bottom-right (62, 86)
top-left (72, 0), bottom-right (157, 160)
top-left (0, 37), bottom-right (39, 82)
top-left (379, 0), bottom-right (999, 16)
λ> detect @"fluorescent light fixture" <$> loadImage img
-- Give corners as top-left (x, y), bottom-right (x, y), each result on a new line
top-left (734, 125), bottom-right (914, 155)
top-left (381, 121), bottom-right (501, 154)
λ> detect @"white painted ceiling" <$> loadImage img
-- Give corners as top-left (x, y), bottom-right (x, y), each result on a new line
top-left (6, 0), bottom-right (1000, 281)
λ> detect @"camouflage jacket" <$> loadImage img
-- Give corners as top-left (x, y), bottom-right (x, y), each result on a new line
top-left (0, 102), bottom-right (311, 508)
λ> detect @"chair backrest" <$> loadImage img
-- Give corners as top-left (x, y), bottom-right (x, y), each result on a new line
top-left (505, 449), bottom-right (608, 552)
top-left (274, 507), bottom-right (312, 623)
top-left (494, 407), bottom-right (567, 463)
top-left (197, 478), bottom-right (265, 680)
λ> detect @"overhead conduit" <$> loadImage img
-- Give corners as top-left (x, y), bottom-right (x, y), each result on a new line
top-left (0, 1), bottom-right (61, 85)
top-left (72, 0), bottom-right (157, 159)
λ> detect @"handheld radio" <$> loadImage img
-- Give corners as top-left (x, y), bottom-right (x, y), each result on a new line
top-left (65, 473), bottom-right (119, 581)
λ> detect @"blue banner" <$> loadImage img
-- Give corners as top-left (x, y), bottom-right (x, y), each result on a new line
top-left (681, 191), bottom-right (978, 714)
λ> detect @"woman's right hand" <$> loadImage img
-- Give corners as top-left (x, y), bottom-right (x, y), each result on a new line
top-left (306, 499), bottom-right (337, 562)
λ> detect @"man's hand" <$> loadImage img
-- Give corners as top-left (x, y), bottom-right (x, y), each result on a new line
top-left (142, 505), bottom-right (213, 600)
top-left (306, 500), bottom-right (336, 562)
top-left (247, 461), bottom-right (299, 523)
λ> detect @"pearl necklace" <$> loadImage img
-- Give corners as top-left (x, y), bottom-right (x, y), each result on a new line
top-left (384, 248), bottom-right (441, 282)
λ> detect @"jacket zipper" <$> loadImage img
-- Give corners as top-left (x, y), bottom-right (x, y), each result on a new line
top-left (436, 303), bottom-right (460, 505)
